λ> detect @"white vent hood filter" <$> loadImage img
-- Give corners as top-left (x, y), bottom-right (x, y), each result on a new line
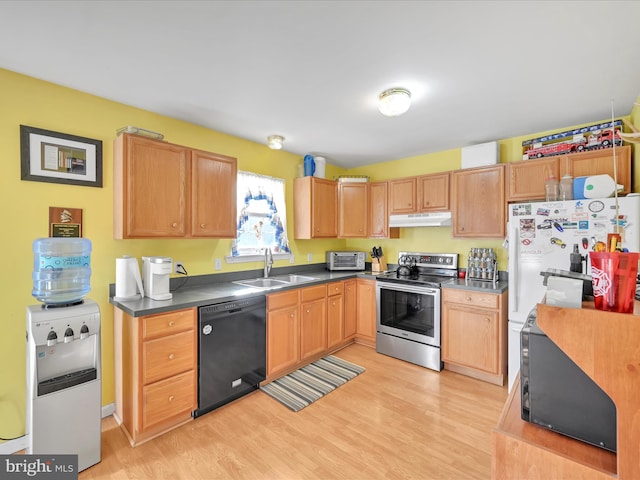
top-left (389, 211), bottom-right (452, 227)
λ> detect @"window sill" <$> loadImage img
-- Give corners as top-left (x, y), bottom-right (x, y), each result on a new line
top-left (225, 253), bottom-right (293, 264)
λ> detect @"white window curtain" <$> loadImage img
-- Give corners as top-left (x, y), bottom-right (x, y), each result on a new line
top-left (231, 171), bottom-right (291, 258)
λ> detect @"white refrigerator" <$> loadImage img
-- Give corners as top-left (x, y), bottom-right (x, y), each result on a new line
top-left (507, 195), bottom-right (640, 392)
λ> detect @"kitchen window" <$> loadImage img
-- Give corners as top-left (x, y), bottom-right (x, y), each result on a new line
top-left (227, 171), bottom-right (291, 263)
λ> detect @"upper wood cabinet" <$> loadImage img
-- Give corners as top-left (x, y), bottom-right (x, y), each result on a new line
top-left (561, 145), bottom-right (631, 194)
top-left (418, 172), bottom-right (451, 212)
top-left (507, 146), bottom-right (632, 202)
top-left (190, 149), bottom-right (237, 237)
top-left (507, 157), bottom-right (560, 202)
top-left (114, 133), bottom-right (237, 239)
top-left (388, 177), bottom-right (417, 214)
top-left (368, 181), bottom-right (400, 239)
top-left (294, 177), bottom-right (338, 239)
top-left (338, 182), bottom-right (368, 238)
top-left (452, 164), bottom-right (506, 238)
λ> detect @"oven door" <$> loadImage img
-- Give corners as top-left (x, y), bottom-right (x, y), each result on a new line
top-left (376, 281), bottom-right (441, 347)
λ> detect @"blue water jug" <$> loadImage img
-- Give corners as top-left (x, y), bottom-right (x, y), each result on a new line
top-left (303, 155), bottom-right (316, 176)
top-left (32, 237), bottom-right (92, 304)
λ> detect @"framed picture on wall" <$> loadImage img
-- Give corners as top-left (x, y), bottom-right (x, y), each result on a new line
top-left (20, 125), bottom-right (103, 187)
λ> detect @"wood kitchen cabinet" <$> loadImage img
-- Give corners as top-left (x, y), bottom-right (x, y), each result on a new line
top-left (266, 290), bottom-right (300, 378)
top-left (418, 172), bottom-right (450, 211)
top-left (507, 146), bottom-right (632, 202)
top-left (300, 284), bottom-right (328, 360)
top-left (338, 182), bottom-right (368, 238)
top-left (388, 177), bottom-right (417, 214)
top-left (355, 278), bottom-right (376, 347)
top-left (441, 288), bottom-right (507, 386)
top-left (114, 133), bottom-right (237, 239)
top-left (114, 307), bottom-right (197, 446)
top-left (452, 164), bottom-right (506, 238)
top-left (327, 281), bottom-right (345, 349)
top-left (343, 279), bottom-right (357, 340)
top-left (368, 181), bottom-right (400, 239)
top-left (294, 176), bottom-right (338, 239)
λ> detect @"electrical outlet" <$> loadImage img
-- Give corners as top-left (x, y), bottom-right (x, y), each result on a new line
top-left (174, 262), bottom-right (184, 274)
top-left (289, 255), bottom-right (295, 264)
top-left (307, 253), bottom-right (312, 262)
top-left (214, 258), bottom-right (222, 270)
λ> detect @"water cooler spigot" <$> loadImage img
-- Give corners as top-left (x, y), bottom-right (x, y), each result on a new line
top-left (47, 330), bottom-right (57, 346)
top-left (80, 324), bottom-right (89, 340)
top-left (64, 327), bottom-right (74, 343)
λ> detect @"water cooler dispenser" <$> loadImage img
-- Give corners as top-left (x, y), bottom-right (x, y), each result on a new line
top-left (26, 238), bottom-right (101, 472)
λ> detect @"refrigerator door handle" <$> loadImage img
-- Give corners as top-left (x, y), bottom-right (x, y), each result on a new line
top-left (508, 222), bottom-right (519, 315)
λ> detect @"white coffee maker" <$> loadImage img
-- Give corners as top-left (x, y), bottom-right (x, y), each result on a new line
top-left (142, 256), bottom-right (173, 300)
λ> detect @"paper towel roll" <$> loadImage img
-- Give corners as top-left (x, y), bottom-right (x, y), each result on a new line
top-left (114, 256), bottom-right (144, 300)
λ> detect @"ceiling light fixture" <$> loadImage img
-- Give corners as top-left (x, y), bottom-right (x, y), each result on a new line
top-left (267, 135), bottom-right (285, 150)
top-left (378, 87), bottom-right (412, 117)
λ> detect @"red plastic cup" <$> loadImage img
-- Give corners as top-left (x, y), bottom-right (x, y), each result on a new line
top-left (589, 251), bottom-right (639, 313)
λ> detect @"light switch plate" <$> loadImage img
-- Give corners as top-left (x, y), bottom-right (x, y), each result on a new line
top-left (214, 258), bottom-right (222, 270)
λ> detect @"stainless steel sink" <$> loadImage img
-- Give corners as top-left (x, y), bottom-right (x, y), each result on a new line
top-left (275, 274), bottom-right (318, 284)
top-left (232, 278), bottom-right (290, 289)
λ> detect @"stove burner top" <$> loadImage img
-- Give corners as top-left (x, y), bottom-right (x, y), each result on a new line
top-left (376, 252), bottom-right (459, 287)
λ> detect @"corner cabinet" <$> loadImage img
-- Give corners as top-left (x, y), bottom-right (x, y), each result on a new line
top-left (294, 176), bottom-right (338, 239)
top-left (441, 288), bottom-right (507, 386)
top-left (338, 182), bottom-right (368, 238)
top-left (114, 133), bottom-right (237, 239)
top-left (114, 307), bottom-right (197, 446)
top-left (452, 164), bottom-right (506, 238)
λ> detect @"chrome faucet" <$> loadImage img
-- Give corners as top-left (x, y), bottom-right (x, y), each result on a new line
top-left (264, 247), bottom-right (273, 278)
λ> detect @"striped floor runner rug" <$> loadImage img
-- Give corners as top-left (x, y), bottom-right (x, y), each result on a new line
top-left (260, 355), bottom-right (365, 412)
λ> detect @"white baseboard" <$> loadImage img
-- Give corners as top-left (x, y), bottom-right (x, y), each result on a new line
top-left (102, 402), bottom-right (115, 418)
top-left (0, 435), bottom-right (29, 455)
top-left (0, 403), bottom-right (115, 455)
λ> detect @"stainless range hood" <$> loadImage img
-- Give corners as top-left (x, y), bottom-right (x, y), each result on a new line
top-left (389, 211), bottom-right (452, 227)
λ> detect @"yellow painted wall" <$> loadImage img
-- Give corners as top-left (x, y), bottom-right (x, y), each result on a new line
top-left (1, 67), bottom-right (638, 442)
top-left (0, 68), bottom-right (348, 440)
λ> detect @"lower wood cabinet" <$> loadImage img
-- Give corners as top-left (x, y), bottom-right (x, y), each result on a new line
top-left (300, 285), bottom-right (328, 360)
top-left (114, 307), bottom-right (197, 446)
top-left (343, 279), bottom-right (357, 340)
top-left (441, 288), bottom-right (507, 386)
top-left (266, 290), bottom-right (300, 377)
top-left (327, 281), bottom-right (345, 349)
top-left (355, 278), bottom-right (376, 346)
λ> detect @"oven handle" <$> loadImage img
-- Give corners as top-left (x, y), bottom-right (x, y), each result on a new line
top-left (376, 281), bottom-right (439, 296)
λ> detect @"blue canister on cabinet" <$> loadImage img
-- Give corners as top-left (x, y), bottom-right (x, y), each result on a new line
top-left (303, 155), bottom-right (316, 176)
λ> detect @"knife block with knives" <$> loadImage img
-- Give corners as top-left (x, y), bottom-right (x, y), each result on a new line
top-left (371, 246), bottom-right (387, 272)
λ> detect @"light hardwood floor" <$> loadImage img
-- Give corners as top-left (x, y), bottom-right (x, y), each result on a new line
top-left (81, 344), bottom-right (508, 480)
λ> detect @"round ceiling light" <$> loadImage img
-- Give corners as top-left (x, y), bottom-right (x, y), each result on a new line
top-left (378, 87), bottom-right (412, 117)
top-left (267, 135), bottom-right (285, 150)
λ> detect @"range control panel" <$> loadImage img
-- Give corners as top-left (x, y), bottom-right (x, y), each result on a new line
top-left (398, 252), bottom-right (458, 270)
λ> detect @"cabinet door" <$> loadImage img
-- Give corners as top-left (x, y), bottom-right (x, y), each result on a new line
top-left (389, 177), bottom-right (417, 214)
top-left (343, 280), bottom-right (357, 339)
top-left (190, 149), bottom-right (237, 237)
top-left (442, 303), bottom-right (499, 374)
top-left (356, 279), bottom-right (376, 343)
top-left (507, 157), bottom-right (559, 202)
top-left (561, 146), bottom-right (631, 194)
top-left (267, 305), bottom-right (300, 376)
top-left (452, 165), bottom-right (505, 238)
top-left (300, 297), bottom-right (327, 360)
top-left (418, 172), bottom-right (450, 211)
top-left (313, 179), bottom-right (338, 237)
top-left (327, 293), bottom-right (344, 349)
top-left (116, 134), bottom-right (188, 238)
top-left (338, 182), bottom-right (368, 237)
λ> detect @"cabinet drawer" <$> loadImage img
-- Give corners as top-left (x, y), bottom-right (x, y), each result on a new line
top-left (443, 289), bottom-right (499, 309)
top-left (268, 290), bottom-right (299, 310)
top-left (142, 370), bottom-right (195, 431)
top-left (142, 309), bottom-right (194, 340)
top-left (327, 281), bottom-right (344, 296)
top-left (143, 331), bottom-right (195, 384)
top-left (300, 284), bottom-right (327, 302)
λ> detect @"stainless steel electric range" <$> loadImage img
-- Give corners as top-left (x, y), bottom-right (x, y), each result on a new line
top-left (375, 252), bottom-right (458, 371)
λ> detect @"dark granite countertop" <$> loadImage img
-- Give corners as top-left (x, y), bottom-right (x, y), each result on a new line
top-left (109, 265), bottom-right (382, 317)
top-left (443, 278), bottom-right (508, 294)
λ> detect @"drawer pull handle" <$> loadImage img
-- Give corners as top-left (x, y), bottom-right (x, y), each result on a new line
top-left (200, 223), bottom-right (206, 229)
top-left (169, 321), bottom-right (175, 327)
top-left (172, 222), bottom-right (178, 228)
top-left (168, 353), bottom-right (175, 360)
top-left (466, 296), bottom-right (472, 302)
top-left (168, 395), bottom-right (174, 402)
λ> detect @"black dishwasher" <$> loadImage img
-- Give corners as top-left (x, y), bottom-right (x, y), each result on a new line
top-left (194, 295), bottom-right (266, 418)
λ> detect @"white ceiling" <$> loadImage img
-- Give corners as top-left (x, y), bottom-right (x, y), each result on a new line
top-left (1, 1), bottom-right (639, 168)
